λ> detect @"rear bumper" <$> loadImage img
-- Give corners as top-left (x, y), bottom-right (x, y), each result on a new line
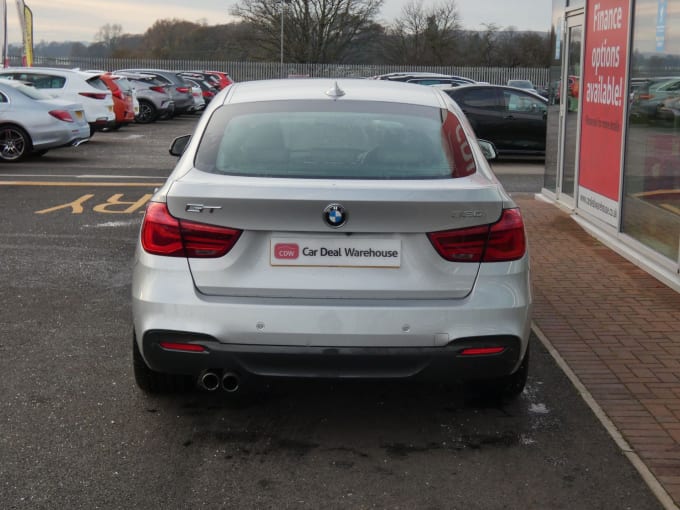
top-left (132, 250), bottom-right (532, 381)
top-left (90, 118), bottom-right (116, 131)
top-left (140, 330), bottom-right (523, 381)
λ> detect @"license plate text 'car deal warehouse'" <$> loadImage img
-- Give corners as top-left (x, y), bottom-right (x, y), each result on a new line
top-left (270, 238), bottom-right (401, 268)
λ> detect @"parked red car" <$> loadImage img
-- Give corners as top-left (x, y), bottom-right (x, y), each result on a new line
top-left (202, 70), bottom-right (233, 90)
top-left (99, 73), bottom-right (136, 129)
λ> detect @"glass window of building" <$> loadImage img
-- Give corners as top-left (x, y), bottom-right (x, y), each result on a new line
top-left (623, 0), bottom-right (680, 262)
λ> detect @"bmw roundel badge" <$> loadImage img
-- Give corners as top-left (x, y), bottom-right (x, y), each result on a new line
top-left (323, 203), bottom-right (347, 228)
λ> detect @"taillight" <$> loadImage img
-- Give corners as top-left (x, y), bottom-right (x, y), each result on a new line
top-left (427, 208), bottom-right (526, 263)
top-left (141, 202), bottom-right (242, 258)
top-left (427, 224), bottom-right (489, 262)
top-left (150, 86), bottom-right (166, 93)
top-left (203, 90), bottom-right (215, 98)
top-left (176, 86), bottom-right (190, 94)
top-left (49, 110), bottom-right (74, 122)
top-left (79, 92), bottom-right (108, 100)
top-left (484, 208), bottom-right (526, 262)
top-left (113, 89), bottom-right (124, 100)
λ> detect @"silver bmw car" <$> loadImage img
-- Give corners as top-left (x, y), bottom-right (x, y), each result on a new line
top-left (132, 79), bottom-right (532, 398)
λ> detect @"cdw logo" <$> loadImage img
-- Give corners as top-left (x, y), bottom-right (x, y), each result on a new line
top-left (274, 243), bottom-right (299, 259)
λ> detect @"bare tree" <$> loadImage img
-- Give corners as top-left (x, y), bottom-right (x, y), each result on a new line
top-left (94, 23), bottom-right (123, 54)
top-left (478, 22), bottom-right (499, 66)
top-left (385, 0), bottom-right (462, 65)
top-left (231, 0), bottom-right (384, 63)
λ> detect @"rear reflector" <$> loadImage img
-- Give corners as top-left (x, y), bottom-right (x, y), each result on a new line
top-left (460, 347), bottom-right (506, 356)
top-left (141, 202), bottom-right (242, 258)
top-left (159, 342), bottom-right (206, 352)
top-left (427, 208), bottom-right (526, 263)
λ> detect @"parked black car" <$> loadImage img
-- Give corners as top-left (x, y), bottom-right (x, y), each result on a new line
top-left (444, 84), bottom-right (548, 158)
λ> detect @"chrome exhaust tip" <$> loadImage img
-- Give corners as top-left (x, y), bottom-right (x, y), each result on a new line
top-left (221, 372), bottom-right (240, 393)
top-left (198, 370), bottom-right (220, 392)
top-left (72, 138), bottom-right (89, 147)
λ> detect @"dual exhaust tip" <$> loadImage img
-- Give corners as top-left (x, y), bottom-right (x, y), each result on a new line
top-left (198, 370), bottom-right (241, 393)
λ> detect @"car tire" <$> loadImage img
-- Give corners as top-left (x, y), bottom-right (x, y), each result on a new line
top-left (473, 344), bottom-right (529, 400)
top-left (135, 100), bottom-right (157, 124)
top-left (133, 333), bottom-right (192, 394)
top-left (0, 124), bottom-right (31, 162)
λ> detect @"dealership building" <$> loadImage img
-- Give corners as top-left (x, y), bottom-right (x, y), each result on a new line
top-left (545, 0), bottom-right (679, 290)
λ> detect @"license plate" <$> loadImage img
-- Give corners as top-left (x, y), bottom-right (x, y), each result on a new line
top-left (271, 238), bottom-right (401, 268)
top-left (75, 111), bottom-right (84, 119)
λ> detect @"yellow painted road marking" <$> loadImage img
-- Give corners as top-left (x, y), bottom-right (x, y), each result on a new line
top-left (36, 193), bottom-right (153, 215)
top-left (0, 181), bottom-right (164, 187)
top-left (660, 203), bottom-right (680, 215)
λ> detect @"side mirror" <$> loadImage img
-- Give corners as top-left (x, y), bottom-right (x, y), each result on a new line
top-left (169, 134), bottom-right (191, 157)
top-left (477, 140), bottom-right (497, 161)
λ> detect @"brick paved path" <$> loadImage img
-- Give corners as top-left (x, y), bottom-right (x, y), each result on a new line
top-left (518, 197), bottom-right (680, 507)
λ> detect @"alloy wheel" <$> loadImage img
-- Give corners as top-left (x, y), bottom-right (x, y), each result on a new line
top-left (0, 126), bottom-right (29, 162)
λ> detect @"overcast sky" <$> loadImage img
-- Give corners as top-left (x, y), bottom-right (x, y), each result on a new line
top-left (7, 0), bottom-right (551, 43)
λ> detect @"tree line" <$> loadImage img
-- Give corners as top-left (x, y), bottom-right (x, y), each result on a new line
top-left (13, 0), bottom-right (551, 67)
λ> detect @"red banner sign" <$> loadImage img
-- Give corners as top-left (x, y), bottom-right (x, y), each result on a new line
top-left (578, 0), bottom-right (631, 226)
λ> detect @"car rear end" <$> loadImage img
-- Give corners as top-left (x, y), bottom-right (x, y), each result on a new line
top-left (132, 79), bottom-right (531, 394)
top-left (75, 73), bottom-right (116, 132)
top-left (163, 72), bottom-right (194, 115)
top-left (202, 70), bottom-right (233, 90)
top-left (32, 98), bottom-right (91, 149)
top-left (3, 81), bottom-right (90, 150)
top-left (125, 75), bottom-right (174, 123)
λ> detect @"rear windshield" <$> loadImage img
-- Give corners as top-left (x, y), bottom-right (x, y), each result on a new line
top-left (15, 83), bottom-right (51, 100)
top-left (194, 100), bottom-right (477, 179)
top-left (86, 77), bottom-right (110, 91)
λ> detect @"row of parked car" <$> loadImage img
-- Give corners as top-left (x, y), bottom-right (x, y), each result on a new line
top-left (0, 67), bottom-right (549, 163)
top-left (629, 76), bottom-right (680, 127)
top-left (0, 67), bottom-right (233, 162)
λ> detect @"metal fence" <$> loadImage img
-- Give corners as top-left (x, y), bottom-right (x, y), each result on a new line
top-left (8, 55), bottom-right (550, 86)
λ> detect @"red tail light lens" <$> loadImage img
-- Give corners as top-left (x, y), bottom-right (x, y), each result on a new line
top-left (484, 208), bottom-right (526, 262)
top-left (79, 92), bottom-right (108, 100)
top-left (150, 86), bottom-right (166, 93)
top-left (49, 110), bottom-right (74, 122)
top-left (428, 208), bottom-right (526, 263)
top-left (203, 90), bottom-right (215, 98)
top-left (428, 225), bottom-right (489, 262)
top-left (141, 202), bottom-right (242, 258)
top-left (176, 86), bottom-right (190, 94)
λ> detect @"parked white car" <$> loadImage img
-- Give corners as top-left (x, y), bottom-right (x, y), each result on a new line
top-left (0, 67), bottom-right (115, 135)
top-left (183, 78), bottom-right (205, 113)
